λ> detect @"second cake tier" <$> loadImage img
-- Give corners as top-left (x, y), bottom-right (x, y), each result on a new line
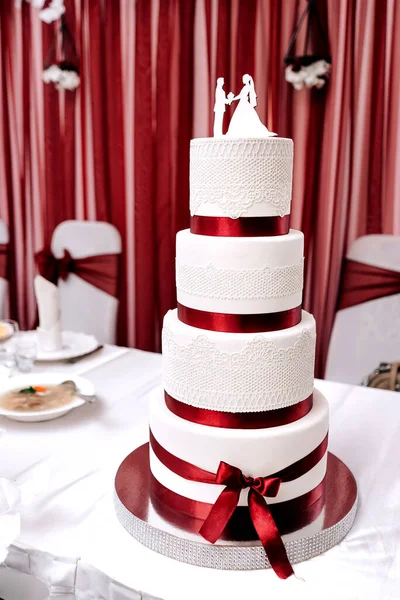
top-left (176, 229), bottom-right (304, 316)
top-left (162, 309), bottom-right (316, 412)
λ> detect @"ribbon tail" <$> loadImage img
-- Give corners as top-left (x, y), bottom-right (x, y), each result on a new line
top-left (199, 486), bottom-right (241, 544)
top-left (249, 489), bottom-right (294, 580)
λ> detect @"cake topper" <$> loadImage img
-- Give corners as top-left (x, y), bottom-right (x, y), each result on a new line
top-left (213, 74), bottom-right (276, 138)
top-left (213, 77), bottom-right (231, 137)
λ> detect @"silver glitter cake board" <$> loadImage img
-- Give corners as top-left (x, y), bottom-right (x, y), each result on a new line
top-left (114, 444), bottom-right (357, 571)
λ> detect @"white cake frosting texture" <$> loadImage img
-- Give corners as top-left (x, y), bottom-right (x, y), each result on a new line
top-left (162, 309), bottom-right (316, 412)
top-left (190, 137), bottom-right (294, 218)
top-left (176, 228), bottom-right (304, 314)
top-left (150, 388), bottom-right (328, 506)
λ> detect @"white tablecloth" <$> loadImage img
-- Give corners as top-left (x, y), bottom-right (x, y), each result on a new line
top-left (1, 347), bottom-right (399, 600)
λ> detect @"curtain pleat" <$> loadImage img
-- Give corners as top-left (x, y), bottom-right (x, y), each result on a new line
top-left (215, 0), bottom-right (233, 131)
top-left (366, 0), bottom-right (386, 234)
top-left (155, 0), bottom-right (175, 338)
top-left (0, 3), bottom-right (18, 321)
top-left (235, 0), bottom-right (257, 91)
top-left (134, 0), bottom-right (155, 351)
top-left (104, 0), bottom-right (127, 345)
top-left (63, 0), bottom-right (76, 221)
top-left (87, 0), bottom-right (108, 222)
top-left (175, 0), bottom-right (195, 234)
top-left (42, 21), bottom-right (64, 239)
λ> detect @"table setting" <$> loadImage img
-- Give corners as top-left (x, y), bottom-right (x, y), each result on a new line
top-left (0, 275), bottom-right (108, 426)
top-left (0, 290), bottom-right (163, 599)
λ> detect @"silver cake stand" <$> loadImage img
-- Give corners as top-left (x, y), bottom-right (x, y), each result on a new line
top-left (114, 443), bottom-right (357, 571)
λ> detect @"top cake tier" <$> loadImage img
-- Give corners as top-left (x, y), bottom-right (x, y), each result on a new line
top-left (190, 137), bottom-right (293, 220)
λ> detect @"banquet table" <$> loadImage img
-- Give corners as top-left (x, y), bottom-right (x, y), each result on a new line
top-left (1, 345), bottom-right (400, 600)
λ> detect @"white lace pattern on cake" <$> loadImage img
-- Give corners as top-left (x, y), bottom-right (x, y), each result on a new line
top-left (162, 327), bottom-right (315, 412)
top-left (190, 139), bottom-right (293, 218)
top-left (176, 259), bottom-right (304, 300)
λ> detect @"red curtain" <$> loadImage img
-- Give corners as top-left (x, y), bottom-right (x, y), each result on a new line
top-left (1, 0), bottom-right (399, 374)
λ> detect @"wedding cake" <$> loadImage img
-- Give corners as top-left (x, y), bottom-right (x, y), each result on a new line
top-left (147, 78), bottom-right (329, 579)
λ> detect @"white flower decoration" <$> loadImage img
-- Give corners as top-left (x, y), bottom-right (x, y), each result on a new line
top-left (42, 64), bottom-right (80, 91)
top-left (57, 70), bottom-right (80, 91)
top-left (285, 60), bottom-right (331, 91)
top-left (40, 0), bottom-right (66, 24)
top-left (42, 64), bottom-right (63, 84)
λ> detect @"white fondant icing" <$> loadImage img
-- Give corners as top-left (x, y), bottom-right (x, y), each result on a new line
top-left (190, 137), bottom-right (293, 218)
top-left (176, 229), bottom-right (304, 314)
top-left (162, 310), bottom-right (316, 412)
top-left (149, 388), bottom-right (329, 505)
top-left (150, 449), bottom-right (327, 506)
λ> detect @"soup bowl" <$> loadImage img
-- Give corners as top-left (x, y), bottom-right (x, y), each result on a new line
top-left (0, 373), bottom-right (95, 422)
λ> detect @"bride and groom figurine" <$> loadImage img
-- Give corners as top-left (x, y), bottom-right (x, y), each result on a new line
top-left (213, 74), bottom-right (276, 138)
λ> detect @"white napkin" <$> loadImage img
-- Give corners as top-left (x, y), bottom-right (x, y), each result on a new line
top-left (34, 275), bottom-right (62, 351)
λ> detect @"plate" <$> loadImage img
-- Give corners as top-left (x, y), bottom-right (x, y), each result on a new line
top-left (23, 331), bottom-right (98, 361)
top-left (0, 373), bottom-right (95, 422)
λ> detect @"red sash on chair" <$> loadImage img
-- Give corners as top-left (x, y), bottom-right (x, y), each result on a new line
top-left (0, 245), bottom-right (7, 279)
top-left (35, 247), bottom-right (119, 298)
top-left (338, 259), bottom-right (400, 310)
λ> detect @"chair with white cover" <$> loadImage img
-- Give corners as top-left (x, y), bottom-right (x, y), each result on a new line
top-left (0, 220), bottom-right (9, 320)
top-left (51, 220), bottom-right (122, 345)
top-left (326, 235), bottom-right (400, 385)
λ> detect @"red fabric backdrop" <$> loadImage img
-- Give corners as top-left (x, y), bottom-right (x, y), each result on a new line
top-left (0, 0), bottom-right (399, 375)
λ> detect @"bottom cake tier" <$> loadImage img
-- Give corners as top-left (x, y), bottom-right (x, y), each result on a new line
top-left (149, 388), bottom-right (329, 537)
top-left (114, 445), bottom-right (358, 571)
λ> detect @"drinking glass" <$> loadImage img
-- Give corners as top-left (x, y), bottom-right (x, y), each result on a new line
top-left (15, 337), bottom-right (37, 373)
top-left (0, 345), bottom-right (16, 374)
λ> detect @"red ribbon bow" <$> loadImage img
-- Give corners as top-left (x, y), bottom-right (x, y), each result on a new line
top-left (57, 249), bottom-right (76, 281)
top-left (150, 431), bottom-right (328, 580)
top-left (35, 246), bottom-right (119, 297)
top-left (200, 461), bottom-right (294, 579)
top-left (36, 247), bottom-right (78, 284)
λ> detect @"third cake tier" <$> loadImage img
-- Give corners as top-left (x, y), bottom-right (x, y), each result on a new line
top-left (162, 309), bottom-right (316, 413)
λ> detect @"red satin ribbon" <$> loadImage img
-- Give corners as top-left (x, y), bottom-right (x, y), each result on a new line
top-left (151, 476), bottom-right (325, 538)
top-left (177, 303), bottom-right (302, 333)
top-left (36, 247), bottom-right (119, 297)
top-left (190, 215), bottom-right (290, 237)
top-left (165, 391), bottom-right (313, 429)
top-left (338, 259), bottom-right (400, 310)
top-left (150, 431), bottom-right (328, 579)
top-left (0, 245), bottom-right (7, 279)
